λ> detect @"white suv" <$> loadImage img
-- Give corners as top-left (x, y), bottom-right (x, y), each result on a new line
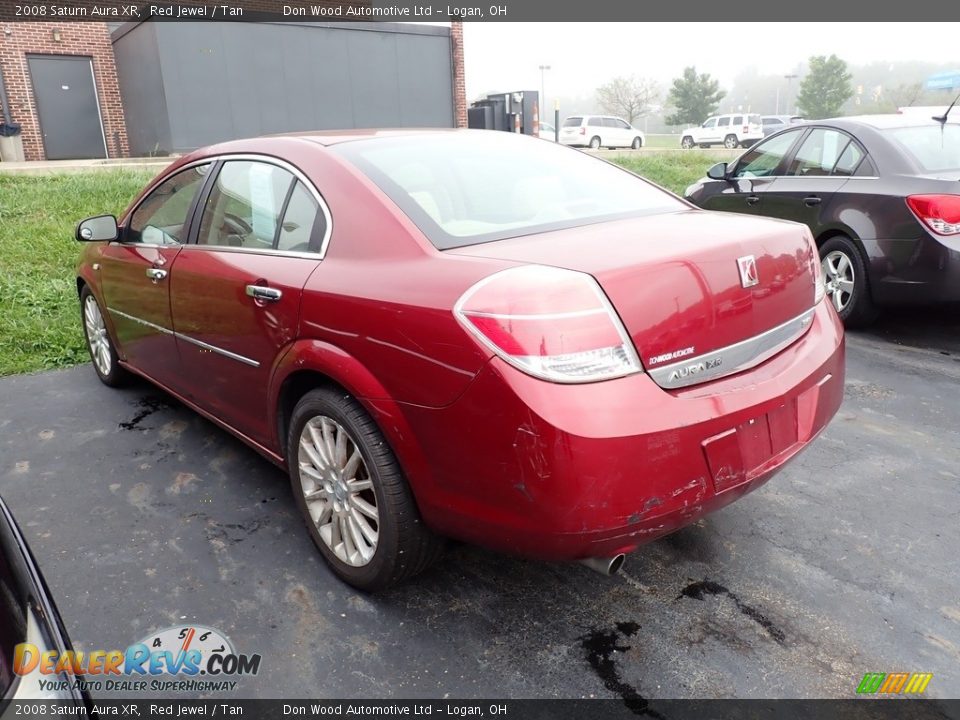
top-left (680, 114), bottom-right (763, 149)
top-left (559, 115), bottom-right (646, 149)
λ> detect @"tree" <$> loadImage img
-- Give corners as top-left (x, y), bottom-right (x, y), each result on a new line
top-left (887, 82), bottom-right (924, 110)
top-left (796, 55), bottom-right (853, 119)
top-left (595, 76), bottom-right (659, 125)
top-left (665, 67), bottom-right (725, 126)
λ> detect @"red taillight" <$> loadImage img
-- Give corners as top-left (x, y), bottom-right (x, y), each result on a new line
top-left (906, 194), bottom-right (960, 235)
top-left (743, 125), bottom-right (749, 133)
top-left (454, 266), bottom-right (643, 383)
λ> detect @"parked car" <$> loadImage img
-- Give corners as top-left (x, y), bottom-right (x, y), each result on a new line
top-left (684, 115), bottom-right (960, 325)
top-left (75, 130), bottom-right (843, 590)
top-left (538, 121), bottom-right (557, 141)
top-left (761, 115), bottom-right (805, 137)
top-left (559, 115), bottom-right (645, 149)
top-left (680, 114), bottom-right (764, 149)
top-left (0, 496), bottom-right (88, 705)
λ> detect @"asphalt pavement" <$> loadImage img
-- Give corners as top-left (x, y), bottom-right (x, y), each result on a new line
top-left (2, 306), bottom-right (959, 700)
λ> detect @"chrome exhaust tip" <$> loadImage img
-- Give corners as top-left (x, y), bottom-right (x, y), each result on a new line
top-left (578, 554), bottom-right (626, 576)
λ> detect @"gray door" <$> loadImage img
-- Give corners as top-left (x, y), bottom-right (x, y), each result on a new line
top-left (28, 56), bottom-right (106, 160)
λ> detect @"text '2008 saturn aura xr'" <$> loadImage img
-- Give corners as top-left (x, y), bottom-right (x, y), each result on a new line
top-left (74, 130), bottom-right (845, 590)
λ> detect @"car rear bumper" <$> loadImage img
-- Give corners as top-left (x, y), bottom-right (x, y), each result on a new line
top-left (400, 301), bottom-right (845, 561)
top-left (868, 233), bottom-right (960, 305)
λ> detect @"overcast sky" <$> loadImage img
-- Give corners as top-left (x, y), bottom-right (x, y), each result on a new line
top-left (462, 23), bottom-right (959, 100)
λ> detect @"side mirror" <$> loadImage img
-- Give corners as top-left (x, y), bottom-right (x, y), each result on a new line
top-left (706, 162), bottom-right (729, 181)
top-left (76, 215), bottom-right (118, 242)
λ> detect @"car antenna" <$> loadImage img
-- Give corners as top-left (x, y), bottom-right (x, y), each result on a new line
top-left (932, 91), bottom-right (960, 125)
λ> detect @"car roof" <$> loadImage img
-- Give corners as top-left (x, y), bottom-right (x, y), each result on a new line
top-left (272, 128), bottom-right (465, 146)
top-left (817, 114), bottom-right (960, 131)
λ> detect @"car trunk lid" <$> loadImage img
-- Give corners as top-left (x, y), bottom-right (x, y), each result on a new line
top-left (447, 210), bottom-right (818, 388)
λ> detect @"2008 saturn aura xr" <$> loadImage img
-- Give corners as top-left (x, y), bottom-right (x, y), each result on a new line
top-left (74, 130), bottom-right (845, 590)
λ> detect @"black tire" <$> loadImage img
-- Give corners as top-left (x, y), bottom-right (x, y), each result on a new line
top-left (631, 137), bottom-right (643, 150)
top-left (79, 285), bottom-right (129, 387)
top-left (819, 235), bottom-right (880, 327)
top-left (287, 388), bottom-right (444, 591)
top-left (588, 136), bottom-right (601, 149)
top-left (699, 143), bottom-right (711, 149)
top-left (681, 136), bottom-right (695, 150)
top-left (724, 134), bottom-right (739, 149)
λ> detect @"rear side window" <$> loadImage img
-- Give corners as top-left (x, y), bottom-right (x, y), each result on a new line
top-left (197, 161), bottom-right (293, 250)
top-left (732, 116), bottom-right (743, 125)
top-left (718, 117), bottom-right (730, 127)
top-left (277, 182), bottom-right (324, 253)
top-left (788, 129), bottom-right (849, 176)
top-left (833, 141), bottom-right (866, 176)
top-left (563, 117), bottom-right (583, 128)
top-left (733, 128), bottom-right (804, 178)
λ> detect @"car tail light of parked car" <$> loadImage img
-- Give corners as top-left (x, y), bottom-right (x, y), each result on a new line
top-left (906, 194), bottom-right (960, 235)
top-left (454, 265), bottom-right (643, 383)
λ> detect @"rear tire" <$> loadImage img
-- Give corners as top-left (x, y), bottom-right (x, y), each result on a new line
top-left (681, 136), bottom-right (695, 149)
top-left (287, 388), bottom-right (444, 591)
top-left (819, 235), bottom-right (879, 327)
top-left (79, 285), bottom-right (129, 388)
top-left (724, 134), bottom-right (739, 149)
top-left (589, 136), bottom-right (601, 149)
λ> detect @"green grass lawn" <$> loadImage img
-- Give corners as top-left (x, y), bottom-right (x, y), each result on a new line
top-left (0, 170), bottom-right (157, 376)
top-left (0, 153), bottom-right (715, 377)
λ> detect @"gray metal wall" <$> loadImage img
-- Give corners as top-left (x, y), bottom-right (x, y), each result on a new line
top-left (112, 21), bottom-right (454, 156)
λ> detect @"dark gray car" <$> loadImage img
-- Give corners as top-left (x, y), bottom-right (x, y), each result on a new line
top-left (684, 115), bottom-right (960, 325)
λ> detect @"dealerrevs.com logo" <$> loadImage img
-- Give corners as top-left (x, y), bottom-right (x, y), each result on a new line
top-left (14, 624), bottom-right (261, 693)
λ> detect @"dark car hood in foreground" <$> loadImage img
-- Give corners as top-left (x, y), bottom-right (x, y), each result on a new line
top-left (0, 497), bottom-right (86, 704)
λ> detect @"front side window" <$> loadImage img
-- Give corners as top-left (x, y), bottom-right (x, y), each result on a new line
top-left (617, 119), bottom-right (631, 130)
top-left (332, 132), bottom-right (686, 250)
top-left (602, 118), bottom-right (618, 128)
top-left (732, 129), bottom-right (804, 178)
top-left (788, 128), bottom-right (849, 176)
top-left (197, 161), bottom-right (294, 250)
top-left (702, 118), bottom-right (717, 128)
top-left (128, 163), bottom-right (211, 245)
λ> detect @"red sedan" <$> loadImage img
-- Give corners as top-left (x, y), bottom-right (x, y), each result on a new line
top-left (75, 130), bottom-right (844, 590)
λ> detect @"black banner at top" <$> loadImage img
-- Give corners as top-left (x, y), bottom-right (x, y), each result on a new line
top-left (0, 0), bottom-right (957, 22)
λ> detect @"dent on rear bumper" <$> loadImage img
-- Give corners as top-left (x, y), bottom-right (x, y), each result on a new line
top-left (400, 302), bottom-right (845, 561)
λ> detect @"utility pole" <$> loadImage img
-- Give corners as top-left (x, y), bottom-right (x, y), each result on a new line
top-left (784, 73), bottom-right (799, 115)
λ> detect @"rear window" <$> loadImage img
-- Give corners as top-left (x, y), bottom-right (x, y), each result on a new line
top-left (885, 124), bottom-right (960, 173)
top-left (332, 132), bottom-right (686, 250)
top-left (563, 117), bottom-right (582, 128)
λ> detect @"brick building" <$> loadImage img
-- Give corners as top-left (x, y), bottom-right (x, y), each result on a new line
top-left (0, 19), bottom-right (467, 162)
top-left (0, 22), bottom-right (128, 160)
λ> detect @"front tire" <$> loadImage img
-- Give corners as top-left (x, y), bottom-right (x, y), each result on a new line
top-left (724, 134), bottom-right (739, 149)
top-left (819, 235), bottom-right (879, 327)
top-left (631, 137), bottom-right (643, 149)
top-left (588, 136), bottom-right (601, 149)
top-left (287, 388), bottom-right (444, 591)
top-left (80, 285), bottom-right (128, 387)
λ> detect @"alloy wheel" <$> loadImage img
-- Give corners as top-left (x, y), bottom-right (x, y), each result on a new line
top-left (297, 415), bottom-right (379, 567)
top-left (83, 295), bottom-right (112, 377)
top-left (724, 135), bottom-right (738, 149)
top-left (822, 250), bottom-right (856, 313)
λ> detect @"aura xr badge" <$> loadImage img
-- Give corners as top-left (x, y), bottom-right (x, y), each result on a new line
top-left (737, 255), bottom-right (759, 288)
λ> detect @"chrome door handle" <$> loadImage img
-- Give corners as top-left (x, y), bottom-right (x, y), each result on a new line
top-left (246, 285), bottom-right (282, 302)
top-left (146, 267), bottom-right (168, 282)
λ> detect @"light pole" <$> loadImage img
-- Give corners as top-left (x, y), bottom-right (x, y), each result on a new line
top-left (784, 73), bottom-right (798, 114)
top-left (538, 64), bottom-right (551, 118)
